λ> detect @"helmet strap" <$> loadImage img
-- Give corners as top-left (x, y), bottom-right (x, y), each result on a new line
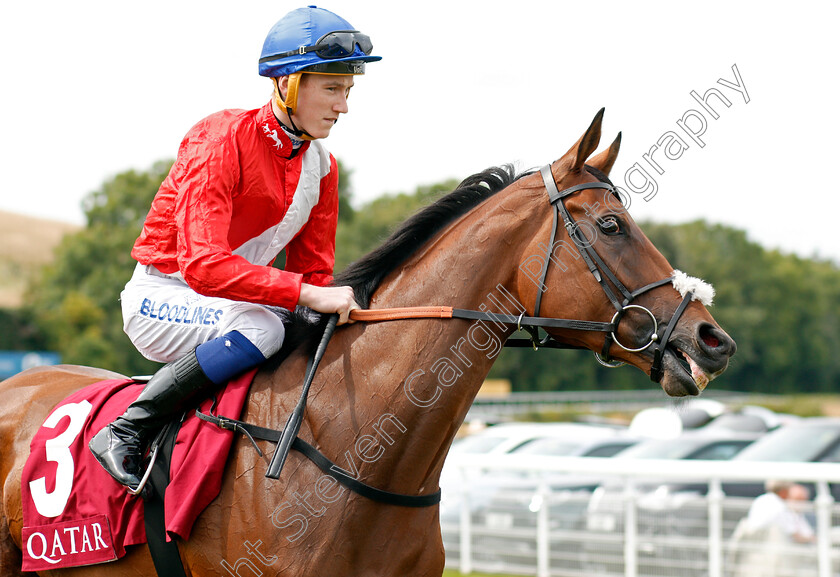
top-left (272, 75), bottom-right (315, 141)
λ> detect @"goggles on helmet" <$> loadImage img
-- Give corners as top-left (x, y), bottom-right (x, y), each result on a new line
top-left (259, 30), bottom-right (373, 64)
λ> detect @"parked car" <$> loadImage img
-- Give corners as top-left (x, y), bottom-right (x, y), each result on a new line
top-left (442, 431), bottom-right (642, 521)
top-left (724, 417), bottom-right (840, 498)
top-left (441, 421), bottom-right (625, 491)
top-left (635, 417), bottom-right (840, 504)
top-left (446, 421), bottom-right (624, 458)
top-left (440, 423), bottom-right (635, 559)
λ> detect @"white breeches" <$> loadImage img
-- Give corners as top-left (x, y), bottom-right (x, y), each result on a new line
top-left (121, 264), bottom-right (287, 363)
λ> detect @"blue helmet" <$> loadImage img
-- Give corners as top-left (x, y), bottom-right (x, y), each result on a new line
top-left (259, 6), bottom-right (382, 78)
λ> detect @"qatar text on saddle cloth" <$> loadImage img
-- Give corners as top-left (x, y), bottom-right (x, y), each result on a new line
top-left (20, 370), bottom-right (254, 571)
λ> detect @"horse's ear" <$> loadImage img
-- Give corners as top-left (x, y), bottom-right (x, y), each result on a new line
top-left (587, 132), bottom-right (622, 176)
top-left (555, 108), bottom-right (605, 176)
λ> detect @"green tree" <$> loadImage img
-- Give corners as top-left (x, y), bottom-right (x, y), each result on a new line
top-left (336, 158), bottom-right (356, 224)
top-left (334, 179), bottom-right (459, 273)
top-left (642, 220), bottom-right (840, 394)
top-left (0, 308), bottom-right (48, 351)
top-left (26, 161), bottom-right (173, 374)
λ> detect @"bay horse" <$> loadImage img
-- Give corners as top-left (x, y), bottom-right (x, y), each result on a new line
top-left (0, 109), bottom-right (735, 576)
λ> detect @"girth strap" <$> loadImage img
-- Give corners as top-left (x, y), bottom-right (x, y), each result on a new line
top-left (292, 438), bottom-right (442, 507)
top-left (144, 420), bottom-right (189, 577)
top-left (195, 409), bottom-right (442, 508)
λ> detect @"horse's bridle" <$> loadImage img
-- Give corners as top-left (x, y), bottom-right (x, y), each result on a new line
top-left (346, 166), bottom-right (698, 383)
top-left (525, 165), bottom-right (695, 383)
top-left (344, 166), bottom-right (698, 383)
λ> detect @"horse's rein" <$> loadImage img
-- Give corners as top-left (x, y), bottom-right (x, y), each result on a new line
top-left (349, 306), bottom-right (615, 335)
top-left (350, 307), bottom-right (455, 321)
top-left (345, 165), bottom-right (697, 384)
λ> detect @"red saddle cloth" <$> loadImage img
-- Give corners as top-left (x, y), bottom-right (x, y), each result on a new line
top-left (20, 369), bottom-right (256, 571)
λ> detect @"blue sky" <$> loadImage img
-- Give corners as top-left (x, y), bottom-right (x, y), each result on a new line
top-left (1, 1), bottom-right (838, 262)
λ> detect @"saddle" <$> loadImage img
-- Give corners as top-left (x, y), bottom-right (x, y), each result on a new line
top-left (19, 370), bottom-right (254, 572)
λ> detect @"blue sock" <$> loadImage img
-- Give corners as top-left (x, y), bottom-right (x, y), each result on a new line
top-left (194, 331), bottom-right (266, 385)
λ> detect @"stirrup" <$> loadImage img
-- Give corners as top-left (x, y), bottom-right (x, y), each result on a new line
top-left (127, 445), bottom-right (158, 496)
top-left (126, 426), bottom-right (167, 496)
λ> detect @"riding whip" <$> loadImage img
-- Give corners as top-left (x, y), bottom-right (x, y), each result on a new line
top-left (265, 313), bottom-right (339, 479)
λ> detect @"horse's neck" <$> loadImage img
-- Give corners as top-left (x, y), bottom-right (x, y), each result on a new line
top-left (315, 183), bottom-right (545, 494)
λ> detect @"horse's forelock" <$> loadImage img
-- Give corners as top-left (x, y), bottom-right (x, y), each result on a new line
top-left (584, 164), bottom-right (614, 186)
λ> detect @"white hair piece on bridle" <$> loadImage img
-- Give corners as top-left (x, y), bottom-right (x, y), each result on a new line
top-left (671, 269), bottom-right (715, 307)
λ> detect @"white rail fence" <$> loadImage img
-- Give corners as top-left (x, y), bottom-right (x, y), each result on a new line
top-left (441, 455), bottom-right (840, 577)
top-left (464, 390), bottom-right (758, 421)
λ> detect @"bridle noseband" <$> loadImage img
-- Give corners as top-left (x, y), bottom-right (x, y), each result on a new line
top-left (530, 165), bottom-right (695, 383)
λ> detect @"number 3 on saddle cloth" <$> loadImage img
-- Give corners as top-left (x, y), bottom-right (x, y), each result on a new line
top-left (20, 369), bottom-right (255, 571)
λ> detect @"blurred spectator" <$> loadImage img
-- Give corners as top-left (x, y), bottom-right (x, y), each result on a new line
top-left (728, 480), bottom-right (816, 576)
top-left (745, 480), bottom-right (815, 544)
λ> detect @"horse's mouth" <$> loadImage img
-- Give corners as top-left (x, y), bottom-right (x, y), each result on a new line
top-left (660, 344), bottom-right (710, 397)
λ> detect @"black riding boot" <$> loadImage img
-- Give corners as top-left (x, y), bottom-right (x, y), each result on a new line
top-left (89, 350), bottom-right (209, 491)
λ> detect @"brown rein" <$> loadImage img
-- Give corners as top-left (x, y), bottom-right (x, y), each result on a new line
top-left (349, 307), bottom-right (455, 321)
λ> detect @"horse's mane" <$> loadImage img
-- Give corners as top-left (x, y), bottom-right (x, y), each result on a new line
top-left (336, 164), bottom-right (524, 308)
top-left (269, 164), bottom-right (524, 362)
top-left (268, 163), bottom-right (610, 363)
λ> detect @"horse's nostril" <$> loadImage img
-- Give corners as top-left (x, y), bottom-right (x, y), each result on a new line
top-left (699, 323), bottom-right (722, 348)
top-left (701, 332), bottom-right (720, 348)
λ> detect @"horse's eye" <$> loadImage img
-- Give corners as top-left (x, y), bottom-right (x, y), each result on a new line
top-left (599, 215), bottom-right (621, 235)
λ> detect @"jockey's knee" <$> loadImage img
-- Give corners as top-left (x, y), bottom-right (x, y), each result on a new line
top-left (217, 306), bottom-right (286, 358)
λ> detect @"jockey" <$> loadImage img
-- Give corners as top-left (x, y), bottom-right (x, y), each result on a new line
top-left (89, 6), bottom-right (380, 492)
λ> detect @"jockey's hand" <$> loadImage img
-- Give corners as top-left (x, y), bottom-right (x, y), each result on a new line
top-left (298, 284), bottom-right (360, 325)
